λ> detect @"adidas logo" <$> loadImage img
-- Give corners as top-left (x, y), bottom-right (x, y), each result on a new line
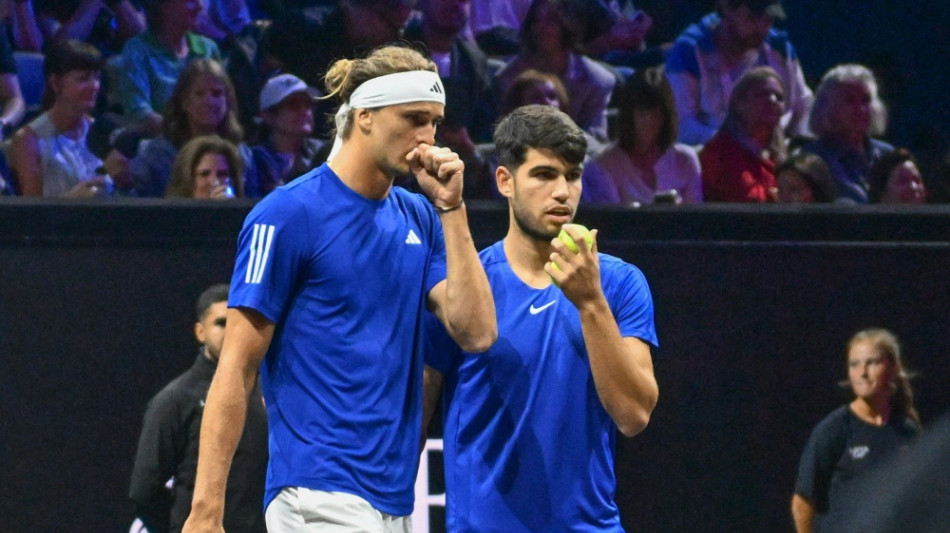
top-left (406, 229), bottom-right (422, 245)
top-left (429, 82), bottom-right (443, 94)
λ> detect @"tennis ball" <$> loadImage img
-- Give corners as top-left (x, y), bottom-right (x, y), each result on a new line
top-left (558, 223), bottom-right (594, 253)
top-left (548, 224), bottom-right (594, 286)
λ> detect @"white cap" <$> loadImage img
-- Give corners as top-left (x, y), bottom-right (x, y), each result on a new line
top-left (259, 74), bottom-right (312, 111)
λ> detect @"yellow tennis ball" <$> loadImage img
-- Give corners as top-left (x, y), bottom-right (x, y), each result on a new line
top-left (549, 224), bottom-right (594, 287)
top-left (558, 223), bottom-right (594, 253)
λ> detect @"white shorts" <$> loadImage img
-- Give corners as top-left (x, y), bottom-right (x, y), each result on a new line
top-left (265, 487), bottom-right (412, 533)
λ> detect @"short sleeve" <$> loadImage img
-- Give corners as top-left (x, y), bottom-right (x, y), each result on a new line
top-left (423, 204), bottom-right (447, 294)
top-left (794, 412), bottom-right (845, 512)
top-left (608, 259), bottom-right (658, 348)
top-left (228, 194), bottom-right (311, 323)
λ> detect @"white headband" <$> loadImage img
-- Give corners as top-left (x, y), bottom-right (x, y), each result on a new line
top-left (327, 70), bottom-right (446, 162)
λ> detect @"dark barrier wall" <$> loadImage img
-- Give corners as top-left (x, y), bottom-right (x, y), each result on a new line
top-left (2, 199), bottom-right (949, 532)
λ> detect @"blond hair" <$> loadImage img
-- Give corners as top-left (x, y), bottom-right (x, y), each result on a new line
top-left (322, 45), bottom-right (437, 140)
top-left (845, 328), bottom-right (919, 424)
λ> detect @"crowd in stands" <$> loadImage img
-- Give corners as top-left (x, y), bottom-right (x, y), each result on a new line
top-left (0, 0), bottom-right (945, 205)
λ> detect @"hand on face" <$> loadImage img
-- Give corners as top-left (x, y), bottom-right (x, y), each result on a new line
top-left (545, 227), bottom-right (603, 307)
top-left (407, 143), bottom-right (464, 208)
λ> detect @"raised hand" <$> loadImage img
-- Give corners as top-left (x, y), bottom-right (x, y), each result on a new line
top-left (407, 143), bottom-right (465, 209)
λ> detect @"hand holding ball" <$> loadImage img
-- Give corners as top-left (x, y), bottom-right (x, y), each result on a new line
top-left (548, 223), bottom-right (594, 286)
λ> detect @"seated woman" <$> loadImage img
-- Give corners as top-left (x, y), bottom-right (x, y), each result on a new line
top-left (700, 66), bottom-right (786, 203)
top-left (245, 73), bottom-right (324, 198)
top-left (166, 135), bottom-right (244, 199)
top-left (792, 328), bottom-right (921, 533)
top-left (586, 67), bottom-right (702, 205)
top-left (10, 39), bottom-right (126, 197)
top-left (800, 64), bottom-right (893, 204)
top-left (493, 0), bottom-right (617, 146)
top-left (775, 153), bottom-right (837, 204)
top-left (867, 147), bottom-right (927, 205)
top-left (129, 58), bottom-right (249, 197)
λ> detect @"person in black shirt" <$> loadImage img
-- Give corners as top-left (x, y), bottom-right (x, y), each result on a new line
top-left (791, 328), bottom-right (921, 533)
top-left (129, 284), bottom-right (268, 533)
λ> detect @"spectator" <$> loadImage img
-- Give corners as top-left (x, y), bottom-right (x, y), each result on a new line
top-left (404, 0), bottom-right (497, 199)
top-left (262, 0), bottom-right (413, 139)
top-left (11, 0), bottom-right (146, 54)
top-left (493, 0), bottom-right (618, 146)
top-left (582, 1), bottom-right (653, 61)
top-left (404, 0), bottom-right (496, 143)
top-left (700, 66), bottom-right (785, 203)
top-left (166, 134), bottom-right (244, 199)
top-left (118, 0), bottom-right (220, 136)
top-left (665, 0), bottom-right (812, 146)
top-left (9, 39), bottom-right (126, 197)
top-left (0, 20), bottom-right (26, 140)
top-left (800, 64), bottom-right (893, 205)
top-left (194, 0), bottom-right (250, 41)
top-left (586, 66), bottom-right (703, 204)
top-left (129, 283), bottom-right (267, 533)
top-left (469, 0), bottom-right (532, 56)
top-left (501, 68), bottom-right (569, 114)
top-left (775, 152), bottom-right (836, 204)
top-left (867, 147), bottom-right (927, 205)
top-left (791, 328), bottom-right (921, 533)
top-left (245, 73), bottom-right (323, 198)
top-left (575, 1), bottom-right (666, 72)
top-left (493, 69), bottom-right (611, 202)
top-left (265, 0), bottom-right (411, 89)
top-left (128, 58), bottom-right (248, 197)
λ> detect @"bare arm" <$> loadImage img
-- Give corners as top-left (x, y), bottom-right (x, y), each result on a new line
top-left (9, 0), bottom-right (45, 52)
top-left (182, 307), bottom-right (274, 533)
top-left (412, 143), bottom-right (496, 353)
top-left (10, 125), bottom-right (44, 196)
top-left (11, 126), bottom-right (105, 197)
top-left (420, 366), bottom-right (444, 453)
top-left (547, 228), bottom-right (659, 437)
top-left (426, 202), bottom-right (496, 353)
top-left (51, 0), bottom-right (108, 43)
top-left (0, 74), bottom-right (26, 135)
top-left (791, 494), bottom-right (815, 533)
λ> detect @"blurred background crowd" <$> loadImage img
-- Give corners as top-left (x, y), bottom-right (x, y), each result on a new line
top-left (0, 0), bottom-right (945, 207)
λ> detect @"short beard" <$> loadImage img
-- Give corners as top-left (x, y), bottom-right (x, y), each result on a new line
top-left (511, 194), bottom-right (561, 244)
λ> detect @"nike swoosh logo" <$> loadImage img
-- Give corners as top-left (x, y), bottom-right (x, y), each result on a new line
top-left (529, 301), bottom-right (557, 315)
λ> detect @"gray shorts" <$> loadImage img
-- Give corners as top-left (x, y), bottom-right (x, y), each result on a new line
top-left (265, 487), bottom-right (412, 533)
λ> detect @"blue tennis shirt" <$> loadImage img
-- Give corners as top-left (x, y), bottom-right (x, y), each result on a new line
top-left (425, 240), bottom-right (658, 532)
top-left (229, 163), bottom-right (447, 516)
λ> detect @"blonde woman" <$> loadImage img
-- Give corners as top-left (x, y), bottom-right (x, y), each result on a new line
top-left (792, 329), bottom-right (921, 533)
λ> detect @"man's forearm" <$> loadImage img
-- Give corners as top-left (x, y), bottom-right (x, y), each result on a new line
top-left (579, 299), bottom-right (658, 437)
top-left (187, 364), bottom-right (255, 521)
top-left (438, 205), bottom-right (496, 353)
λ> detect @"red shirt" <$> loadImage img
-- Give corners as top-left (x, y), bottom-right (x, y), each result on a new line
top-left (700, 131), bottom-right (778, 203)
